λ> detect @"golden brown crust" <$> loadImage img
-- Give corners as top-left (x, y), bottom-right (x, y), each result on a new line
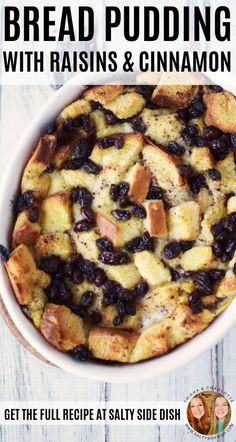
top-left (204, 91), bottom-right (236, 133)
top-left (83, 85), bottom-right (124, 105)
top-left (128, 164), bottom-right (151, 203)
top-left (5, 244), bottom-right (50, 305)
top-left (151, 85), bottom-right (199, 108)
top-left (40, 304), bottom-right (86, 351)
top-left (88, 326), bottom-right (140, 362)
top-left (145, 200), bottom-right (167, 238)
top-left (96, 212), bottom-right (120, 247)
top-left (13, 212), bottom-right (41, 246)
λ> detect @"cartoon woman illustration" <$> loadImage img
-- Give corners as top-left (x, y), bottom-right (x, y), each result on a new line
top-left (208, 394), bottom-right (231, 435)
top-left (187, 394), bottom-right (210, 434)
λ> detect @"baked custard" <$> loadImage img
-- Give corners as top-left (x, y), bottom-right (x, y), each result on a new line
top-left (3, 84), bottom-right (236, 363)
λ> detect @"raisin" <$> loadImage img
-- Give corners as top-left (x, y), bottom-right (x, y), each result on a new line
top-left (194, 136), bottom-right (206, 147)
top-left (190, 94), bottom-right (205, 114)
top-left (79, 291), bottom-right (94, 308)
top-left (57, 125), bottom-right (74, 145)
top-left (62, 158), bottom-right (84, 170)
top-left (47, 121), bottom-right (57, 134)
top-left (46, 279), bottom-right (72, 304)
top-left (98, 135), bottom-right (123, 149)
top-left (177, 108), bottom-right (191, 122)
top-left (132, 117), bottom-right (146, 133)
top-left (188, 290), bottom-right (203, 314)
top-left (81, 207), bottom-right (95, 223)
top-left (71, 269), bottom-right (83, 284)
top-left (103, 280), bottom-right (121, 296)
top-left (135, 280), bottom-right (149, 297)
top-left (225, 238), bottom-right (236, 256)
top-left (104, 111), bottom-right (118, 125)
top-left (96, 238), bottom-right (113, 251)
top-left (116, 299), bottom-right (126, 317)
top-left (113, 315), bottom-right (124, 326)
top-left (94, 268), bottom-right (107, 287)
top-left (70, 345), bottom-right (91, 361)
top-left (135, 85), bottom-right (154, 99)
top-left (74, 220), bottom-right (93, 232)
top-left (182, 125), bottom-right (198, 137)
top-left (163, 242), bottom-right (182, 259)
top-left (110, 184), bottom-right (119, 201)
top-left (118, 181), bottom-right (129, 196)
top-left (208, 85), bottom-right (223, 92)
top-left (87, 310), bottom-right (102, 324)
top-left (80, 115), bottom-right (93, 132)
top-left (44, 165), bottom-right (55, 174)
top-left (83, 159), bottom-right (101, 175)
top-left (147, 186), bottom-right (163, 200)
top-left (79, 259), bottom-right (96, 275)
top-left (125, 232), bottom-right (154, 253)
top-left (168, 141), bottom-right (185, 156)
top-left (125, 304), bottom-right (136, 315)
top-left (111, 209), bottom-right (131, 221)
top-left (209, 269), bottom-right (226, 280)
top-left (230, 133), bottom-right (236, 148)
top-left (17, 190), bottom-right (35, 212)
top-left (178, 164), bottom-right (193, 182)
top-left (212, 240), bottom-right (225, 258)
top-left (91, 100), bottom-right (103, 110)
top-left (28, 206), bottom-right (40, 223)
top-left (132, 204), bottom-right (147, 219)
top-left (189, 173), bottom-right (206, 195)
top-left (39, 255), bottom-right (61, 275)
top-left (203, 126), bottom-right (222, 140)
top-left (211, 222), bottom-right (226, 239)
top-left (73, 138), bottom-right (92, 159)
top-left (208, 168), bottom-right (221, 180)
top-left (119, 195), bottom-right (131, 208)
top-left (170, 268), bottom-right (181, 281)
top-left (0, 245), bottom-right (9, 262)
top-left (179, 241), bottom-right (195, 252)
top-left (209, 138), bottom-right (228, 161)
top-left (99, 251), bottom-right (129, 265)
top-left (192, 271), bottom-right (214, 295)
top-left (118, 289), bottom-right (135, 304)
top-left (71, 187), bottom-right (93, 207)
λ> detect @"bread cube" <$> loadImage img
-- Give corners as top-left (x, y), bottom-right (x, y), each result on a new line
top-left (96, 212), bottom-right (142, 248)
top-left (168, 305), bottom-right (208, 349)
top-left (180, 246), bottom-right (215, 271)
top-left (21, 134), bottom-right (56, 198)
top-left (13, 211), bottom-right (41, 246)
top-left (103, 92), bottom-right (145, 119)
top-left (90, 110), bottom-right (133, 139)
top-left (35, 233), bottom-right (72, 259)
top-left (127, 163), bottom-right (151, 203)
top-left (102, 305), bottom-right (141, 330)
top-left (5, 244), bottom-right (50, 305)
top-left (72, 230), bottom-right (99, 261)
top-left (151, 85), bottom-right (198, 108)
top-left (191, 147), bottom-right (214, 171)
top-left (83, 85), bottom-right (124, 105)
top-left (40, 304), bottom-right (86, 351)
top-left (196, 188), bottom-right (213, 214)
top-left (144, 200), bottom-right (167, 238)
top-left (227, 195), bottom-right (236, 214)
top-left (61, 169), bottom-right (96, 193)
top-left (129, 322), bottom-right (169, 363)
top-left (143, 143), bottom-right (184, 190)
top-left (60, 99), bottom-right (91, 120)
top-left (41, 191), bottom-right (72, 233)
top-left (103, 263), bottom-right (140, 289)
top-left (168, 201), bottom-right (200, 241)
top-left (134, 251), bottom-right (171, 287)
top-left (52, 144), bottom-right (73, 168)
top-left (204, 91), bottom-right (236, 133)
top-left (141, 109), bottom-right (182, 146)
top-left (26, 288), bottom-right (47, 328)
top-left (90, 133), bottom-right (143, 176)
top-left (216, 152), bottom-right (236, 193)
top-left (199, 195), bottom-right (226, 243)
top-left (88, 327), bottom-right (139, 362)
top-left (48, 171), bottom-right (67, 195)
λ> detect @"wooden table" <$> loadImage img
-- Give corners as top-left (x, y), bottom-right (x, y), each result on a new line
top-left (0, 85), bottom-right (235, 442)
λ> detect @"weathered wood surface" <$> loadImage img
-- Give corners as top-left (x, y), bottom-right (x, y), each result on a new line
top-left (0, 85), bottom-right (235, 442)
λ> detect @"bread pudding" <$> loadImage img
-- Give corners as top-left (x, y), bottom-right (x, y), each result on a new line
top-left (1, 83), bottom-right (236, 364)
